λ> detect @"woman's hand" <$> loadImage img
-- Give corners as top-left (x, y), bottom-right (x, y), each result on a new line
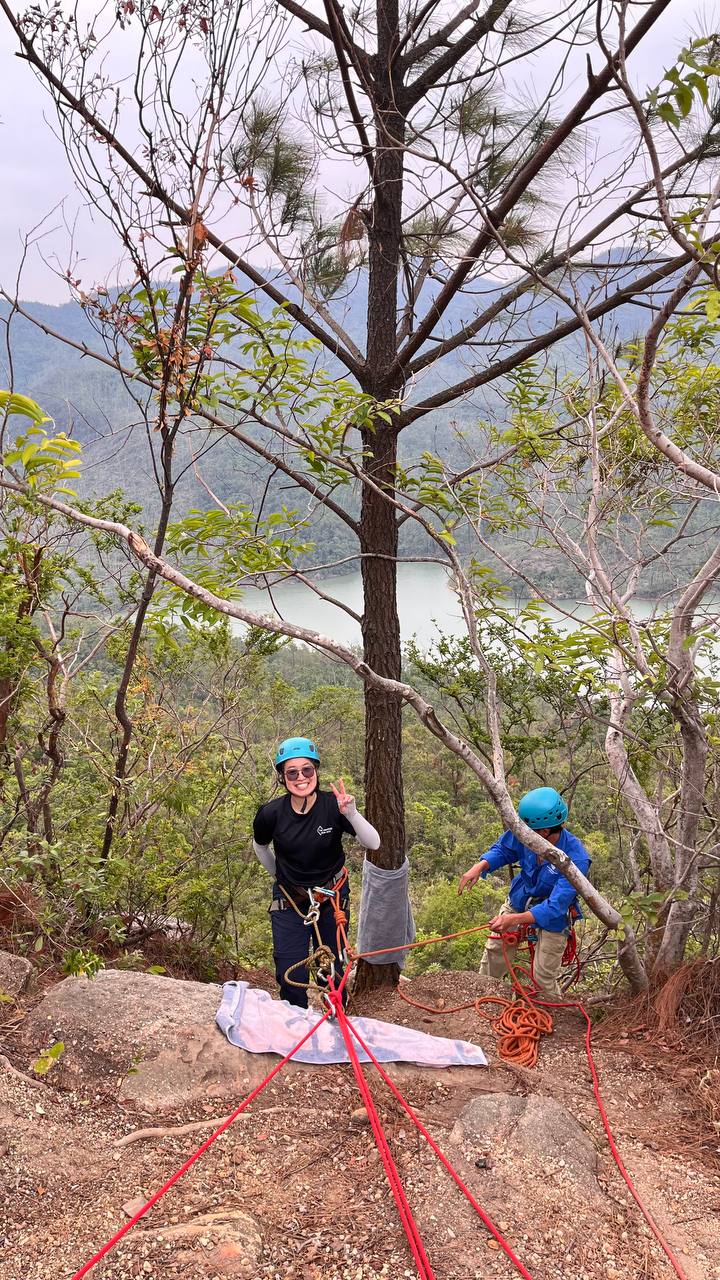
top-left (332, 779), bottom-right (355, 814)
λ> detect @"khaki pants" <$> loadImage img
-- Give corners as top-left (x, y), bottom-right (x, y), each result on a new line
top-left (479, 900), bottom-right (568, 999)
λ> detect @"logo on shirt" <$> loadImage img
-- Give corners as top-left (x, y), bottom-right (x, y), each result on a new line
top-left (317, 825), bottom-right (333, 836)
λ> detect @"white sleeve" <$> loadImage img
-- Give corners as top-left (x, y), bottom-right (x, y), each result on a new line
top-left (253, 839), bottom-right (276, 876)
top-left (344, 802), bottom-right (381, 851)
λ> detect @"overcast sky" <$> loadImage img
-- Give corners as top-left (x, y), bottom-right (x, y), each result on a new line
top-left (0, 2), bottom-right (711, 304)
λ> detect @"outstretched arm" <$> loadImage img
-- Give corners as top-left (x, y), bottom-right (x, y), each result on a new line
top-left (458, 857), bottom-right (491, 894)
top-left (458, 831), bottom-right (519, 894)
top-left (344, 802), bottom-right (381, 850)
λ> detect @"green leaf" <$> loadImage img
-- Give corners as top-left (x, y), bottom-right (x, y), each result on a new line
top-left (0, 390), bottom-right (51, 425)
top-left (32, 1042), bottom-right (65, 1075)
top-left (657, 101), bottom-right (679, 126)
top-left (706, 290), bottom-right (720, 322)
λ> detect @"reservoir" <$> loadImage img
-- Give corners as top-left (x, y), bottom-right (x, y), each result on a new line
top-left (232, 563), bottom-right (663, 650)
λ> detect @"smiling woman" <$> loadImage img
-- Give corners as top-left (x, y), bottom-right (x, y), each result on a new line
top-left (251, 735), bottom-right (380, 1007)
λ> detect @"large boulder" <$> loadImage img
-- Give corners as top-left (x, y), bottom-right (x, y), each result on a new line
top-left (20, 969), bottom-right (292, 1113)
top-left (20, 968), bottom-right (498, 1114)
top-left (449, 1090), bottom-right (601, 1199)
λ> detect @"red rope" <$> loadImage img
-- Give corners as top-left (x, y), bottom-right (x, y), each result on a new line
top-left (555, 994), bottom-right (689, 1280)
top-left (384, 926), bottom-right (690, 1280)
top-left (501, 942), bottom-right (689, 1280)
top-left (68, 1005), bottom-right (333, 1280)
top-left (327, 979), bottom-right (435, 1279)
top-left (68, 915), bottom-right (690, 1280)
top-left (500, 938), bottom-right (689, 1280)
top-left (343, 1005), bottom-right (536, 1280)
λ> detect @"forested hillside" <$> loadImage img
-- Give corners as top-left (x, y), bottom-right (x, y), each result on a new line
top-left (1, 611), bottom-right (716, 984)
top-left (1, 269), bottom-right (710, 598)
top-left (2, 4), bottom-right (720, 1276)
top-left (1, 0), bottom-right (719, 1001)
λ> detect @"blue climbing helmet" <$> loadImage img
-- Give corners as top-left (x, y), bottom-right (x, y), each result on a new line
top-left (518, 786), bottom-right (568, 830)
top-left (275, 736), bottom-right (320, 771)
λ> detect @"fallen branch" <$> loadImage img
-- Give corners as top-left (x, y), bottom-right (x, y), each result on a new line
top-left (113, 1104), bottom-right (287, 1147)
top-left (0, 1053), bottom-right (44, 1090)
top-left (0, 478), bottom-right (650, 992)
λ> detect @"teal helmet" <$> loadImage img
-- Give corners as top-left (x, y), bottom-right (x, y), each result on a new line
top-left (275, 736), bottom-right (320, 770)
top-left (518, 786), bottom-right (568, 830)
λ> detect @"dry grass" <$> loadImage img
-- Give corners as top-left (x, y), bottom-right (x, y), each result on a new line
top-left (653, 957), bottom-right (720, 1052)
top-left (598, 958), bottom-right (720, 1163)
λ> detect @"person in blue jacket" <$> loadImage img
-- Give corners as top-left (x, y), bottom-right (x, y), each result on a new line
top-left (458, 787), bottom-right (591, 998)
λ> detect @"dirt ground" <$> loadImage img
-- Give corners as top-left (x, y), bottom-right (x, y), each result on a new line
top-left (1, 968), bottom-right (719, 1280)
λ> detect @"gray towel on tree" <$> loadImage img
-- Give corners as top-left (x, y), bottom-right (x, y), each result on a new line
top-left (355, 856), bottom-right (416, 967)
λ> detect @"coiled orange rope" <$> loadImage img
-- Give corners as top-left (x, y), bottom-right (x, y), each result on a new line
top-left (361, 924), bottom-right (689, 1280)
top-left (393, 927), bottom-right (556, 1069)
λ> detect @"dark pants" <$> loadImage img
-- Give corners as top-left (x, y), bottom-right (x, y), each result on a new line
top-left (270, 886), bottom-right (350, 1009)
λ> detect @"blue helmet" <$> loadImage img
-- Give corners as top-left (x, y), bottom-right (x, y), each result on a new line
top-left (275, 736), bottom-right (320, 770)
top-left (518, 786), bottom-right (568, 830)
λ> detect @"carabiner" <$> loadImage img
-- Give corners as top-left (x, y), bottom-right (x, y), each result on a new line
top-left (304, 893), bottom-right (321, 927)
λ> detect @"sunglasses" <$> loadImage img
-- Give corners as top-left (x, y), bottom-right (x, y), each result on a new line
top-left (284, 765), bottom-right (316, 781)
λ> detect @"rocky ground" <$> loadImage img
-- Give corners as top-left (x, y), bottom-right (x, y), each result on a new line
top-left (1, 963), bottom-right (719, 1280)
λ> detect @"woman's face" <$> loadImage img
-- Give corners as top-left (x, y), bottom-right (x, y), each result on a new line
top-left (282, 756), bottom-right (317, 801)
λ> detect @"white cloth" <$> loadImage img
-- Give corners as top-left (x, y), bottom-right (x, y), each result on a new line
top-left (216, 981), bottom-right (487, 1067)
top-left (355, 856), bottom-right (416, 967)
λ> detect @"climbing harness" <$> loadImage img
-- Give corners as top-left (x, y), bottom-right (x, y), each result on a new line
top-left (278, 867), bottom-right (350, 1001)
top-left (69, 913), bottom-right (690, 1280)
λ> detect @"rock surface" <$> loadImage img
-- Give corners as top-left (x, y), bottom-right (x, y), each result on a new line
top-left (20, 969), bottom-right (284, 1111)
top-left (142, 1206), bottom-right (262, 1278)
top-left (449, 1090), bottom-right (601, 1197)
top-left (0, 949), bottom-right (32, 999)
top-left (19, 968), bottom-right (494, 1113)
top-left (4, 964), bottom-right (718, 1280)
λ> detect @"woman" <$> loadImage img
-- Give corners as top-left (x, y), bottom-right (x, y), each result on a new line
top-left (252, 735), bottom-right (380, 1007)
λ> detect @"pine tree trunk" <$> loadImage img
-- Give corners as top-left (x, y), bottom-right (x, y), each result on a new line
top-left (353, 0), bottom-right (406, 995)
top-left (360, 426), bottom-right (404, 858)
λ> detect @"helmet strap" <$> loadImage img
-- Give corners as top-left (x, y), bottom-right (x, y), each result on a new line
top-left (302, 777), bottom-right (320, 811)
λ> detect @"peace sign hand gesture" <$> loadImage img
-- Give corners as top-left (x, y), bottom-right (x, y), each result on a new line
top-left (332, 778), bottom-right (356, 814)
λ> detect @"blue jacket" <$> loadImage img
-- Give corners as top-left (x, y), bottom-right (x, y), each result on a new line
top-left (481, 828), bottom-right (591, 933)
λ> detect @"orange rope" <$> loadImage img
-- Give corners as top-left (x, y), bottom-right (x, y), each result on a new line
top-left (395, 928), bottom-right (555, 1069)
top-left (350, 921), bottom-right (492, 962)
top-left (391, 925), bottom-right (688, 1280)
